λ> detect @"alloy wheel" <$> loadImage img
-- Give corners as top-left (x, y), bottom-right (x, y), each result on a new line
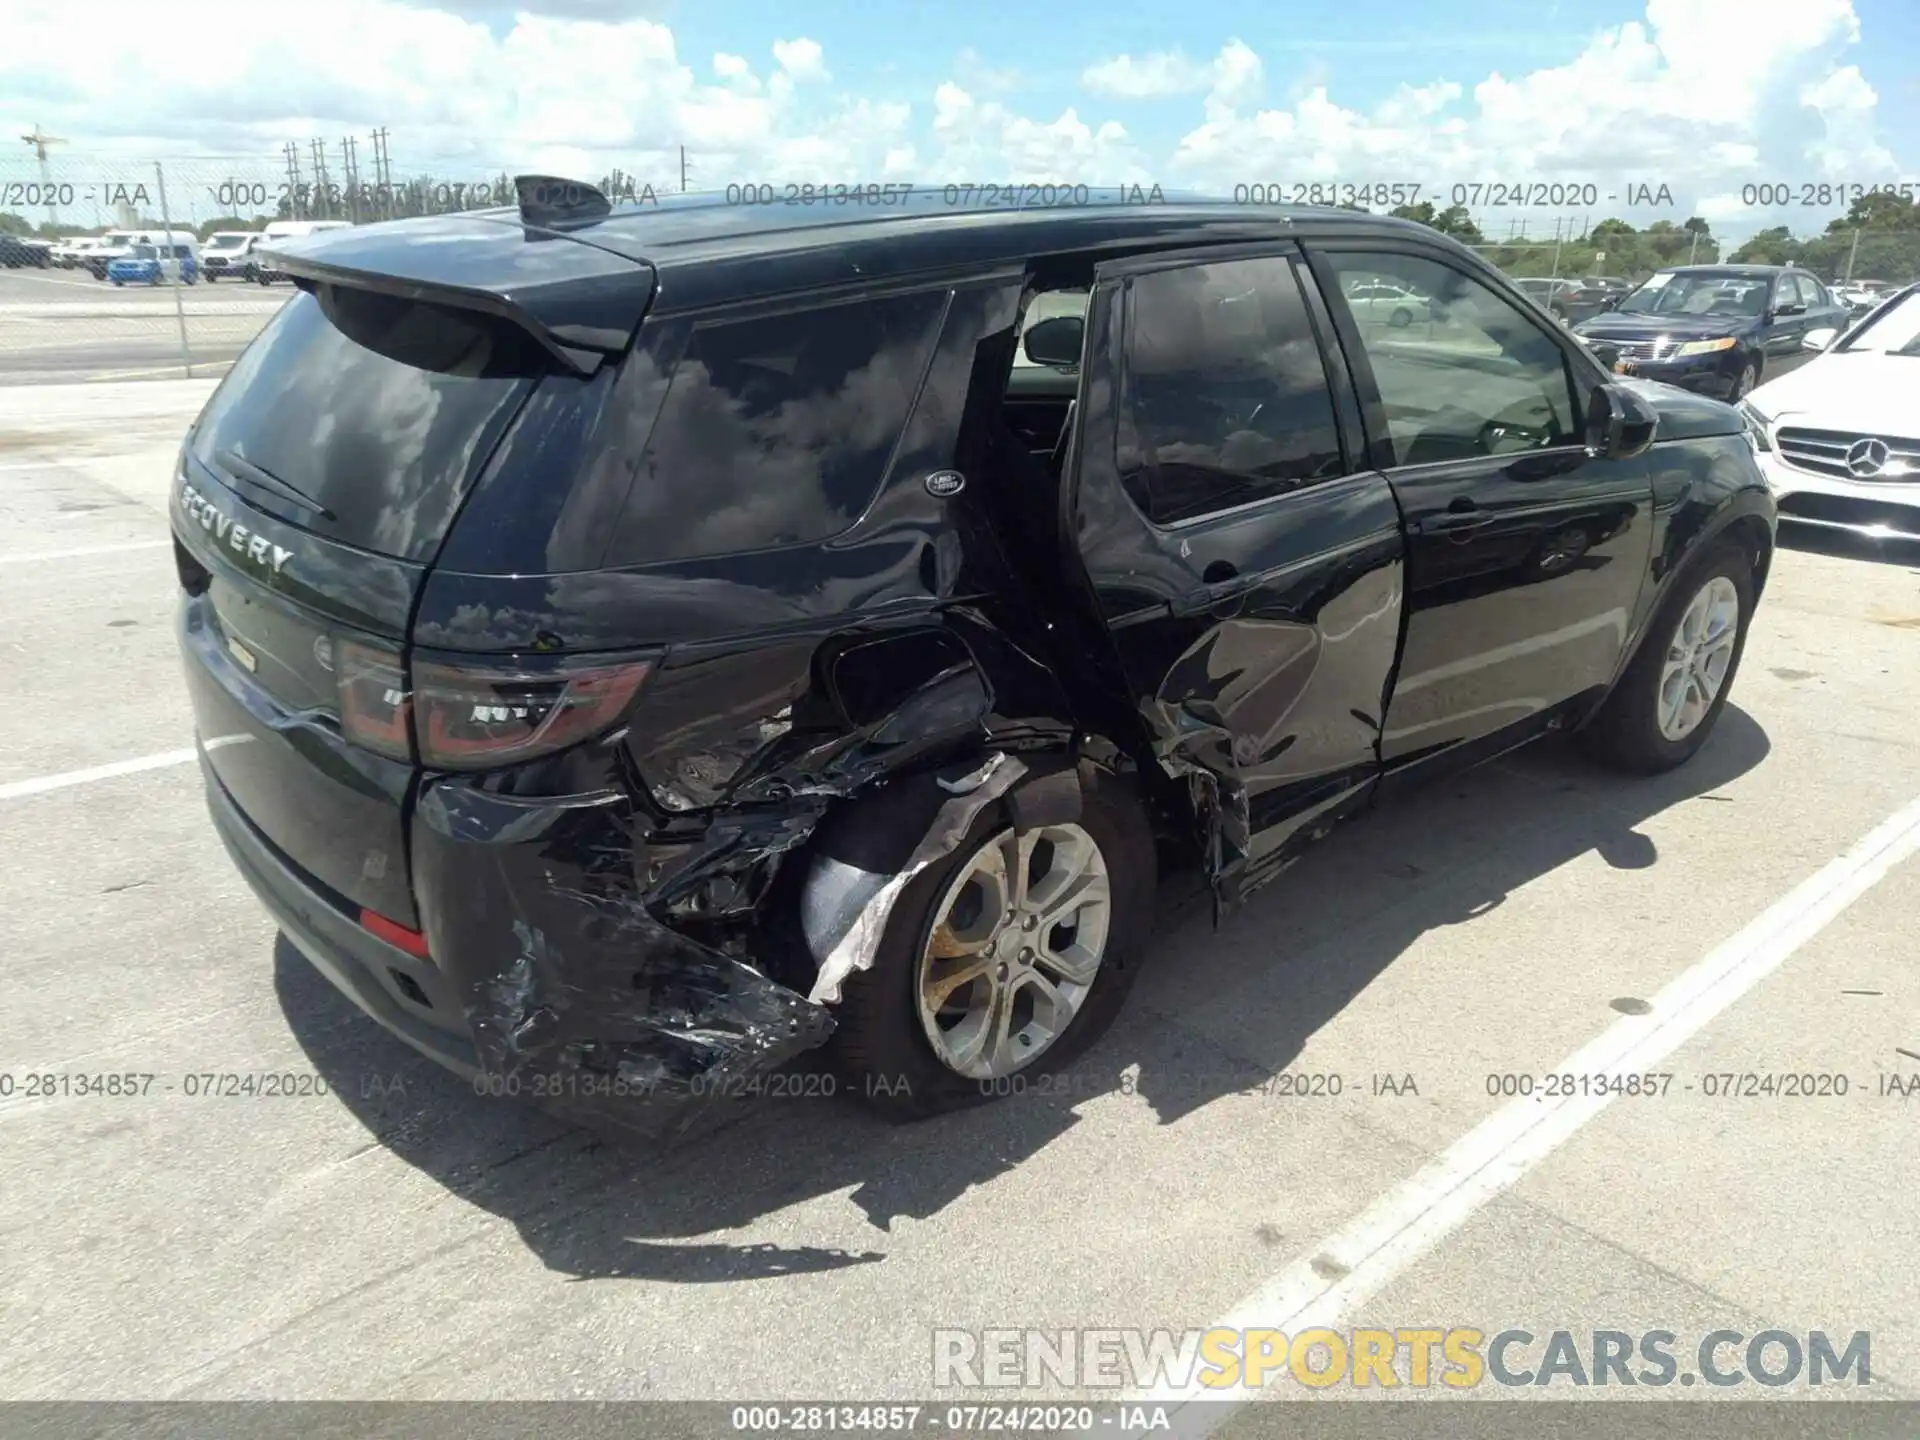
top-left (1658, 575), bottom-right (1741, 742)
top-left (915, 823), bottom-right (1113, 1080)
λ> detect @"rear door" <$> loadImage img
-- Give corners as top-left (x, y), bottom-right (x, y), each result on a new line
top-left (1069, 244), bottom-right (1406, 901)
top-left (173, 284), bottom-right (556, 923)
top-left (1306, 244), bottom-right (1653, 786)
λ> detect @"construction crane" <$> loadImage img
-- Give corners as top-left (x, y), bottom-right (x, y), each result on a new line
top-left (19, 125), bottom-right (68, 227)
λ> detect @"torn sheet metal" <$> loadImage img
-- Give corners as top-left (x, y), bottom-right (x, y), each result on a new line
top-left (802, 753), bottom-right (1028, 1006)
top-left (414, 779), bottom-right (836, 1139)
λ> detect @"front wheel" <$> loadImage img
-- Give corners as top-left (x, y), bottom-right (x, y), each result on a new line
top-left (830, 766), bottom-right (1156, 1119)
top-left (1578, 542), bottom-right (1754, 774)
top-left (1728, 360), bottom-right (1758, 401)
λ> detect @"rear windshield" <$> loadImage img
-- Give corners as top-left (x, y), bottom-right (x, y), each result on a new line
top-left (189, 286), bottom-right (546, 561)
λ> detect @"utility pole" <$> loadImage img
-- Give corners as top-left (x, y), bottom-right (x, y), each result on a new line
top-left (1687, 230), bottom-right (1699, 265)
top-left (1844, 226), bottom-right (1862, 282)
top-left (19, 125), bottom-right (68, 229)
top-left (283, 141), bottom-right (305, 219)
top-left (680, 145), bottom-right (691, 193)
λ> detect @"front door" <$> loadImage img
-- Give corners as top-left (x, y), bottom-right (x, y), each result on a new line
top-left (1068, 245), bottom-right (1407, 903)
top-left (1308, 246), bottom-right (1655, 786)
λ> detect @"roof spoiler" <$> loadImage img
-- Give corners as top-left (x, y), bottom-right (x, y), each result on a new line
top-left (267, 209), bottom-right (654, 379)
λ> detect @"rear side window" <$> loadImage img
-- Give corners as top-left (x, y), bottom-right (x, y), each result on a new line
top-left (188, 287), bottom-right (545, 561)
top-left (1118, 255), bottom-right (1347, 526)
top-left (602, 290), bottom-right (947, 566)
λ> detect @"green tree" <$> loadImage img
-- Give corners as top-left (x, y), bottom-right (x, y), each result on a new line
top-left (196, 215), bottom-right (263, 240)
top-left (1730, 226), bottom-right (1798, 265)
top-left (0, 211), bottom-right (31, 237)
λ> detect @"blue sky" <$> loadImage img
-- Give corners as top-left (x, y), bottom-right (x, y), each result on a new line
top-left (5, 0), bottom-right (1916, 242)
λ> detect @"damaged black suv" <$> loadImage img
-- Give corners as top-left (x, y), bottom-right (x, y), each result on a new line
top-left (174, 178), bottom-right (1776, 1133)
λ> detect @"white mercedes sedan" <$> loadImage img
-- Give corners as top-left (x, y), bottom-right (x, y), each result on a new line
top-left (1740, 282), bottom-right (1920, 543)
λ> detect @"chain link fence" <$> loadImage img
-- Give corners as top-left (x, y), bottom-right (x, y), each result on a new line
top-left (4, 153), bottom-right (1916, 383)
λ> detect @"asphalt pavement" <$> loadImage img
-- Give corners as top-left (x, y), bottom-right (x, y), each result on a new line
top-left (0, 268), bottom-right (273, 383)
top-left (0, 380), bottom-right (1915, 1421)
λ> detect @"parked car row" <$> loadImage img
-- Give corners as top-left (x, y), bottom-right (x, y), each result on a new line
top-left (7, 220), bottom-right (355, 284)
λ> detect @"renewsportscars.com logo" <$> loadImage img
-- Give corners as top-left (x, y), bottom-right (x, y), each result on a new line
top-left (932, 1327), bottom-right (1873, 1392)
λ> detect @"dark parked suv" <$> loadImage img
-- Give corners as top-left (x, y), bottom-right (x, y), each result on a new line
top-left (1572, 264), bottom-right (1850, 401)
top-left (174, 179), bottom-right (1776, 1135)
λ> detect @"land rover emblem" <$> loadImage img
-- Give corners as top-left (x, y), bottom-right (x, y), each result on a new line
top-left (924, 470), bottom-right (966, 498)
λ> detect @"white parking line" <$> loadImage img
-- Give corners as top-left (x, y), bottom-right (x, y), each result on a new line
top-left (0, 748), bottom-right (199, 801)
top-left (1140, 787), bottom-right (1920, 1433)
top-left (0, 540), bottom-right (170, 565)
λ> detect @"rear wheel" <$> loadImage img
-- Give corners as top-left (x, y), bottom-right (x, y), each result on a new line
top-left (830, 767), bottom-right (1156, 1118)
top-left (1579, 542), bottom-right (1753, 774)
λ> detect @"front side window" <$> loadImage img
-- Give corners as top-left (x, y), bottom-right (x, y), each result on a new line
top-left (1325, 252), bottom-right (1579, 467)
top-left (1117, 255), bottom-right (1346, 526)
top-left (603, 289), bottom-right (948, 565)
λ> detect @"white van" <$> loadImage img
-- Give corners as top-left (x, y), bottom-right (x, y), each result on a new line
top-left (200, 230), bottom-right (268, 282)
top-left (254, 220), bottom-right (352, 285)
top-left (86, 227), bottom-right (199, 279)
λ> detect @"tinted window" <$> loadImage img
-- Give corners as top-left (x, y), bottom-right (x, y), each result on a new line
top-left (188, 287), bottom-right (545, 561)
top-left (603, 290), bottom-right (947, 565)
top-left (1327, 252), bottom-right (1579, 467)
top-left (1118, 256), bottom-right (1346, 526)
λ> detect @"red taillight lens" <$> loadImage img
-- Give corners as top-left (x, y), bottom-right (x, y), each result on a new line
top-left (337, 638), bottom-right (413, 761)
top-left (412, 656), bottom-right (654, 771)
top-left (359, 908), bottom-right (430, 958)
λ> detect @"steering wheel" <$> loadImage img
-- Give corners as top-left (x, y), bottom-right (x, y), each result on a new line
top-left (1478, 417), bottom-right (1554, 454)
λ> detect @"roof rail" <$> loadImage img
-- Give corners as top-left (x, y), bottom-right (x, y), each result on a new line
top-left (514, 174), bottom-right (612, 228)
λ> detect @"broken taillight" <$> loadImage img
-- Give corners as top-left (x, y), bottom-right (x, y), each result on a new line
top-left (411, 655), bottom-right (655, 771)
top-left (337, 638), bottom-right (413, 761)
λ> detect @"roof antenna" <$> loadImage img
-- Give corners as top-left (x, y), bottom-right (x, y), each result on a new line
top-left (513, 174), bottom-right (612, 227)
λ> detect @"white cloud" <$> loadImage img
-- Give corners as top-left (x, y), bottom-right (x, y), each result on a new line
top-left (0, 0), bottom-right (1906, 244)
top-left (772, 37), bottom-right (828, 83)
top-left (1162, 0), bottom-right (1901, 237)
top-left (1082, 51), bottom-right (1210, 100)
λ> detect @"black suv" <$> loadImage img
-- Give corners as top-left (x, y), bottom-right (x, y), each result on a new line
top-left (174, 179), bottom-right (1775, 1134)
top-left (1572, 264), bottom-right (1850, 401)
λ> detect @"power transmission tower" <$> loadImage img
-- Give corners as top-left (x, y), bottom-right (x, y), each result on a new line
top-left (341, 134), bottom-right (360, 223)
top-left (370, 127), bottom-right (392, 218)
top-left (19, 124), bottom-right (68, 228)
top-left (283, 141), bottom-right (305, 219)
top-left (310, 138), bottom-right (333, 218)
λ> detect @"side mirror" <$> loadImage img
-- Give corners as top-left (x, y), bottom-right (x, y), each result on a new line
top-left (1022, 315), bottom-right (1085, 368)
top-left (1585, 382), bottom-right (1657, 461)
top-left (1802, 328), bottom-right (1838, 353)
top-left (1603, 294), bottom-right (1622, 310)
top-left (1586, 341), bottom-right (1621, 371)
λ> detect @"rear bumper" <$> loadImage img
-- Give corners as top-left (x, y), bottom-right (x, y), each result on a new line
top-left (201, 743), bottom-right (838, 1137)
top-left (202, 749), bottom-right (481, 1079)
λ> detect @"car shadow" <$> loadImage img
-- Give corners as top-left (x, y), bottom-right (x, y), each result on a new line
top-left (278, 705), bottom-right (1769, 1282)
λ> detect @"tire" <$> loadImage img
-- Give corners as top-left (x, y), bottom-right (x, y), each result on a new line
top-left (1578, 541), bottom-right (1754, 774)
top-left (829, 765), bottom-right (1157, 1119)
top-left (1728, 361), bottom-right (1758, 401)
top-left (1389, 307), bottom-right (1413, 328)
